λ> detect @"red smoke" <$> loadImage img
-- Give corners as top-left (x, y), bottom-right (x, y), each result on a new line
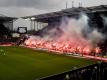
top-left (24, 14), bottom-right (103, 55)
top-left (24, 37), bottom-right (101, 55)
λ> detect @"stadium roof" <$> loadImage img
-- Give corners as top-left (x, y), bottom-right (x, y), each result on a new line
top-left (22, 5), bottom-right (107, 23)
top-left (0, 14), bottom-right (17, 23)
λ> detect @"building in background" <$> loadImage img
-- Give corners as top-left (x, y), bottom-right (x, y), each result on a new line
top-left (22, 5), bottom-right (107, 32)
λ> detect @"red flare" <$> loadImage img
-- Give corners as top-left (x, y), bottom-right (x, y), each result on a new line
top-left (24, 37), bottom-right (102, 55)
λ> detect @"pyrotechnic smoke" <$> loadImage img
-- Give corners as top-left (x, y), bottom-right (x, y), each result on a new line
top-left (102, 16), bottom-right (107, 26)
top-left (46, 13), bottom-right (104, 46)
top-left (25, 13), bottom-right (105, 54)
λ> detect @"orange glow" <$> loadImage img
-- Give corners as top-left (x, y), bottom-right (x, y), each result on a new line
top-left (24, 38), bottom-right (101, 55)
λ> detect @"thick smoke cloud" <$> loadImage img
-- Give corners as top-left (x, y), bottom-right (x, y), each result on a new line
top-left (102, 16), bottom-right (107, 26)
top-left (41, 13), bottom-right (104, 45)
top-left (25, 13), bottom-right (105, 51)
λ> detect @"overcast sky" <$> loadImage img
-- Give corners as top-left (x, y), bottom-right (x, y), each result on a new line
top-left (0, 0), bottom-right (107, 30)
top-left (0, 0), bottom-right (107, 17)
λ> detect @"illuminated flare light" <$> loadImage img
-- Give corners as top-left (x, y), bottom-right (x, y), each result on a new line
top-left (24, 38), bottom-right (101, 55)
top-left (0, 42), bottom-right (14, 46)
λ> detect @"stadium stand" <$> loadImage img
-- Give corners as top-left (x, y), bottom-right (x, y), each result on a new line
top-left (0, 14), bottom-right (17, 44)
top-left (40, 62), bottom-right (107, 80)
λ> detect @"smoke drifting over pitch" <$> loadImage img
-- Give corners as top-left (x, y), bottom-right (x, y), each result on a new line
top-left (25, 13), bottom-right (107, 55)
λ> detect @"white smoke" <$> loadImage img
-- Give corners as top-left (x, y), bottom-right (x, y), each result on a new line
top-left (102, 16), bottom-right (107, 26)
top-left (25, 13), bottom-right (105, 49)
top-left (57, 13), bottom-right (104, 46)
top-left (88, 29), bottom-right (104, 45)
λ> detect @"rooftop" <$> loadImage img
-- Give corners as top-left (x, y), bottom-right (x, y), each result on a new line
top-left (0, 14), bottom-right (17, 23)
top-left (22, 5), bottom-right (107, 22)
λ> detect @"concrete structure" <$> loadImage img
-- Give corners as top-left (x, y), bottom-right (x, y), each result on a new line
top-left (22, 5), bottom-right (107, 31)
top-left (0, 14), bottom-right (17, 31)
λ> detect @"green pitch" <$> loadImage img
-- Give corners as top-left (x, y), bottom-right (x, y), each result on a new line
top-left (0, 46), bottom-right (96, 80)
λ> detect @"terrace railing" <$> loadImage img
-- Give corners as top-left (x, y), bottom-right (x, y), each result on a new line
top-left (37, 62), bottom-right (107, 80)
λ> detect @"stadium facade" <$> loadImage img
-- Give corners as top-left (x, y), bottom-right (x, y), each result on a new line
top-left (22, 5), bottom-right (107, 31)
top-left (0, 14), bottom-right (17, 42)
top-left (0, 14), bottom-right (17, 31)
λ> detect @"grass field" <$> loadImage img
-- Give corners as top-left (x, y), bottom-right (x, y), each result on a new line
top-left (0, 46), bottom-right (97, 80)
